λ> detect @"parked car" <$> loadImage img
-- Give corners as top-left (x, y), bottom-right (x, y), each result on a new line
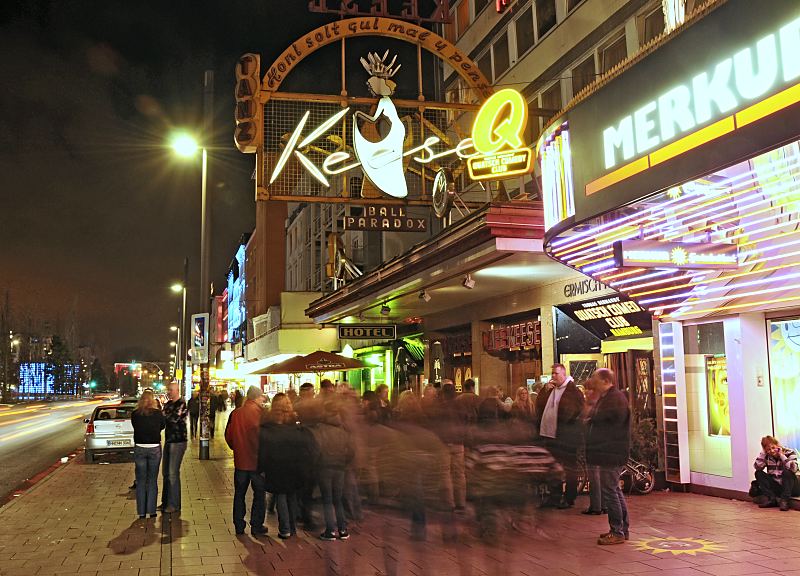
top-left (84, 404), bottom-right (135, 463)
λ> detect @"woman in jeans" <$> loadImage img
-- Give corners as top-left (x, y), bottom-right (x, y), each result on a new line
top-left (131, 390), bottom-right (166, 518)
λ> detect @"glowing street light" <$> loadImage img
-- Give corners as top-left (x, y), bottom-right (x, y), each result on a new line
top-left (170, 132), bottom-right (199, 158)
top-left (169, 341), bottom-right (176, 347)
top-left (170, 326), bottom-right (178, 332)
top-left (170, 283), bottom-right (184, 293)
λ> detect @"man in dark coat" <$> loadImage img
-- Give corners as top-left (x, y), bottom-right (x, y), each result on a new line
top-left (586, 368), bottom-right (631, 545)
top-left (535, 363), bottom-right (585, 508)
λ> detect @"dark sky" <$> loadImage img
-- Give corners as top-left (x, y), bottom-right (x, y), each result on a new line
top-left (0, 1), bottom-right (335, 364)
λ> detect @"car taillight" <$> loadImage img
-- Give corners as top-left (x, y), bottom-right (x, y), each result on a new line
top-left (86, 422), bottom-right (94, 434)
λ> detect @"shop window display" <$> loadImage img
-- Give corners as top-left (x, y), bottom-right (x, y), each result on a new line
top-left (768, 318), bottom-right (800, 451)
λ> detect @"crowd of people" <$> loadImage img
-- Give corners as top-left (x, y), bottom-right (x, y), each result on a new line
top-left (220, 365), bottom-right (632, 545)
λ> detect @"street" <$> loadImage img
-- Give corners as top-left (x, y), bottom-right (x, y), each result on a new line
top-left (0, 400), bottom-right (103, 499)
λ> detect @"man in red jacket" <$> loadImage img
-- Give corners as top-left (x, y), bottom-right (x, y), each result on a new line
top-left (225, 385), bottom-right (267, 536)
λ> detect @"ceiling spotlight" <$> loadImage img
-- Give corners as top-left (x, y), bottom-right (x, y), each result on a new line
top-left (462, 273), bottom-right (476, 289)
top-left (380, 304), bottom-right (391, 316)
top-left (419, 290), bottom-right (431, 302)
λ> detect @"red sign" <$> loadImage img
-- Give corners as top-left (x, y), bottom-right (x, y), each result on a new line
top-left (484, 320), bottom-right (541, 352)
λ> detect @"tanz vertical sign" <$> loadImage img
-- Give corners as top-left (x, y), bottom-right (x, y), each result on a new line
top-left (191, 313), bottom-right (210, 364)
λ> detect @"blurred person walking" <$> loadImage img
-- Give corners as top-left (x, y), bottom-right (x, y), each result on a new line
top-left (312, 400), bottom-right (355, 540)
top-left (131, 390), bottom-right (165, 519)
top-left (161, 382), bottom-right (188, 513)
top-left (586, 368), bottom-right (631, 545)
top-left (225, 385), bottom-right (268, 536)
top-left (188, 391), bottom-right (200, 439)
top-left (535, 364), bottom-right (585, 508)
top-left (259, 393), bottom-right (316, 539)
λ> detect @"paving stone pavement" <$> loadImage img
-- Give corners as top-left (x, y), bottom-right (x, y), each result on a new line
top-left (3, 421), bottom-right (800, 576)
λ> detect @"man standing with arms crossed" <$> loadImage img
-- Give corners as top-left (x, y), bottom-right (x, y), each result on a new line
top-left (586, 368), bottom-right (631, 545)
top-left (161, 381), bottom-right (189, 513)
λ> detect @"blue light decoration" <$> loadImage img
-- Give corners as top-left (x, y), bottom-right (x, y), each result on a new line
top-left (18, 362), bottom-right (82, 398)
top-left (227, 243), bottom-right (247, 348)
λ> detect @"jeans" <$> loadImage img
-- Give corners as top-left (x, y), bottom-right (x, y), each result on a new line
top-left (756, 468), bottom-right (800, 500)
top-left (443, 443), bottom-right (466, 509)
top-left (343, 467), bottom-right (363, 522)
top-left (599, 465), bottom-right (629, 537)
top-left (233, 469), bottom-right (266, 533)
top-left (546, 441), bottom-right (578, 504)
top-left (275, 492), bottom-right (298, 536)
top-left (190, 414), bottom-right (199, 438)
top-left (319, 467), bottom-right (346, 534)
top-left (588, 464), bottom-right (603, 512)
top-left (134, 445), bottom-right (161, 516)
top-left (161, 441), bottom-right (187, 510)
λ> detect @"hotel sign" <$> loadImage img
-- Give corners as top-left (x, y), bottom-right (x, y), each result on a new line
top-left (613, 240), bottom-right (739, 270)
top-left (343, 206), bottom-right (427, 232)
top-left (338, 324), bottom-right (397, 340)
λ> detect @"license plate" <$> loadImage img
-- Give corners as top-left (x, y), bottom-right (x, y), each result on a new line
top-left (107, 440), bottom-right (130, 447)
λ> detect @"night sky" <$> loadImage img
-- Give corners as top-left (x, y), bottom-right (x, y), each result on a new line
top-left (0, 1), bottom-right (335, 364)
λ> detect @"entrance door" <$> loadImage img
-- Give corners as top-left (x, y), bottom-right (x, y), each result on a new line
top-left (767, 318), bottom-right (800, 450)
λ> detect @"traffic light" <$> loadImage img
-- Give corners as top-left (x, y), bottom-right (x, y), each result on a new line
top-left (234, 53), bottom-right (262, 154)
top-left (89, 380), bottom-right (97, 389)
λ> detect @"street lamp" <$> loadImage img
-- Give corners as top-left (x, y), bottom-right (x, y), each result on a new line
top-left (169, 71), bottom-right (214, 461)
top-left (170, 280), bottom-right (188, 391)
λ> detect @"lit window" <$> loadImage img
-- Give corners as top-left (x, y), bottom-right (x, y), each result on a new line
top-left (456, 0), bottom-right (469, 38)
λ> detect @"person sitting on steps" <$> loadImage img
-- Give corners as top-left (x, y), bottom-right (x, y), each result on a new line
top-left (753, 435), bottom-right (799, 512)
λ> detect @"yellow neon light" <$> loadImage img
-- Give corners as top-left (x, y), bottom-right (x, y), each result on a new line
top-left (471, 88), bottom-right (528, 155)
top-left (663, 293), bottom-right (800, 320)
top-left (467, 149), bottom-right (533, 181)
top-left (585, 157), bottom-right (650, 196)
top-left (735, 83), bottom-right (800, 128)
top-left (649, 116), bottom-right (735, 167)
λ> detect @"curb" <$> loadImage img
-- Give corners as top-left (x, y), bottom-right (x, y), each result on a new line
top-left (0, 449), bottom-right (81, 511)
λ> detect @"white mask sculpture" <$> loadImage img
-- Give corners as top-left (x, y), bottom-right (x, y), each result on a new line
top-left (352, 51), bottom-right (408, 199)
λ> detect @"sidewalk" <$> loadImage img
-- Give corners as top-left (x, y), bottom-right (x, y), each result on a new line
top-left (2, 431), bottom-right (800, 576)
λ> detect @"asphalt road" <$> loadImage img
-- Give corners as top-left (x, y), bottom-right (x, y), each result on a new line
top-left (0, 399), bottom-right (105, 499)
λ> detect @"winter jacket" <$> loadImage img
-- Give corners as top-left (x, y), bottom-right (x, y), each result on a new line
top-left (224, 399), bottom-right (264, 471)
top-left (258, 421), bottom-right (317, 494)
top-left (310, 416), bottom-right (354, 469)
top-left (534, 380), bottom-right (585, 449)
top-left (585, 386), bottom-right (630, 467)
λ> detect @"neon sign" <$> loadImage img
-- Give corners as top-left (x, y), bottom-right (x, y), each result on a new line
top-left (613, 240), bottom-right (739, 270)
top-left (268, 71), bottom-right (533, 198)
top-left (602, 13), bottom-right (800, 170)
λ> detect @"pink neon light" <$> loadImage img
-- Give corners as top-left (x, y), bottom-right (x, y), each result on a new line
top-left (638, 271), bottom-right (800, 306)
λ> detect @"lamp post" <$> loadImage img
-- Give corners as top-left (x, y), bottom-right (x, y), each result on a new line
top-left (169, 70), bottom-right (214, 460)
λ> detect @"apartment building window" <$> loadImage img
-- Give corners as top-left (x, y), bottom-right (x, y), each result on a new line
top-left (601, 33), bottom-right (627, 73)
top-left (515, 6), bottom-right (535, 58)
top-left (642, 7), bottom-right (666, 44)
top-left (474, 0), bottom-right (493, 19)
top-left (493, 33), bottom-right (510, 78)
top-left (478, 51), bottom-right (492, 82)
top-left (540, 81), bottom-right (562, 120)
top-left (456, 0), bottom-right (469, 38)
top-left (572, 55), bottom-right (596, 95)
top-left (536, 0), bottom-right (557, 39)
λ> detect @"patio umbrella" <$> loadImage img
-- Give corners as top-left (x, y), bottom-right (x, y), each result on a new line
top-left (256, 350), bottom-right (373, 375)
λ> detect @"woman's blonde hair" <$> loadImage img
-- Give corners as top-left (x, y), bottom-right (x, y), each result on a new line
top-left (514, 386), bottom-right (529, 402)
top-left (136, 390), bottom-right (158, 414)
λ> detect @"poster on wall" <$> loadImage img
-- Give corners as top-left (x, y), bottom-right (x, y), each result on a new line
top-left (768, 319), bottom-right (800, 451)
top-left (705, 355), bottom-right (730, 436)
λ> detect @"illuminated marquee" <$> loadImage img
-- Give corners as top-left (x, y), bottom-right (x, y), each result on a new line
top-left (558, 295), bottom-right (652, 339)
top-left (613, 240), bottom-right (739, 270)
top-left (269, 84), bottom-right (533, 198)
top-left (602, 13), bottom-right (800, 170)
